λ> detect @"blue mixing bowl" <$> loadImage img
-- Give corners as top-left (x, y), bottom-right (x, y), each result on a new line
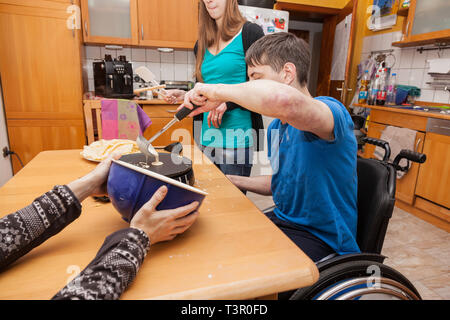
top-left (107, 157), bottom-right (207, 222)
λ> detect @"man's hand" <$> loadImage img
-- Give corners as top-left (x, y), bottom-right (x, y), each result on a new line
top-left (179, 83), bottom-right (225, 116)
top-left (130, 186), bottom-right (200, 244)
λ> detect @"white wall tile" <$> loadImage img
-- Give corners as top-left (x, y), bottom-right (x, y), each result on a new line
top-left (101, 46), bottom-right (117, 59)
top-left (421, 69), bottom-right (433, 89)
top-left (147, 62), bottom-right (161, 82)
top-left (174, 63), bottom-right (188, 81)
top-left (131, 48), bottom-right (146, 62)
top-left (161, 63), bottom-right (174, 80)
top-left (88, 79), bottom-right (95, 92)
top-left (187, 64), bottom-right (196, 82)
top-left (411, 49), bottom-right (427, 69)
top-left (433, 90), bottom-right (450, 103)
top-left (161, 51), bottom-right (174, 63)
top-left (399, 48), bottom-right (414, 69)
top-left (379, 32), bottom-right (393, 50)
top-left (117, 47), bottom-right (131, 61)
top-left (131, 61), bottom-right (146, 73)
top-left (85, 59), bottom-right (94, 79)
top-left (85, 45), bottom-right (101, 59)
top-left (391, 48), bottom-right (402, 70)
top-left (408, 69), bottom-right (424, 87)
top-left (187, 50), bottom-right (196, 64)
top-left (397, 68), bottom-right (411, 85)
top-left (419, 89), bottom-right (435, 102)
top-left (174, 50), bottom-right (188, 64)
top-left (146, 49), bottom-right (160, 63)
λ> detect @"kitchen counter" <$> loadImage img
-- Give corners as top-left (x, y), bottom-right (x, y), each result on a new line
top-left (134, 99), bottom-right (179, 105)
top-left (354, 103), bottom-right (450, 121)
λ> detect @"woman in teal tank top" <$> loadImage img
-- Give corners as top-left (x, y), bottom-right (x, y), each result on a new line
top-left (164, 0), bottom-right (264, 179)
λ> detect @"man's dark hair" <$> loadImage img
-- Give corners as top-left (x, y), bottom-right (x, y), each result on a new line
top-left (245, 32), bottom-right (311, 86)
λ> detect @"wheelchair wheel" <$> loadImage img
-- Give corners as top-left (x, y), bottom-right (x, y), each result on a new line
top-left (290, 260), bottom-right (421, 300)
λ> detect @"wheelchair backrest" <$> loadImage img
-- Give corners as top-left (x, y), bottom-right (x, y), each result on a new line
top-left (356, 157), bottom-right (396, 254)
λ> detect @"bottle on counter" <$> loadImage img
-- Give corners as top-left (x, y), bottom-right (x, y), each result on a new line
top-left (376, 69), bottom-right (387, 106)
top-left (368, 74), bottom-right (379, 105)
top-left (386, 73), bottom-right (397, 106)
top-left (358, 70), bottom-right (370, 104)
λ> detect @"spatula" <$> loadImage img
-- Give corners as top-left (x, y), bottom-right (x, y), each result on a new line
top-left (135, 66), bottom-right (168, 98)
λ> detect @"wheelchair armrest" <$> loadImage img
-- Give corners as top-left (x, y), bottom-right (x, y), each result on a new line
top-left (316, 252), bottom-right (386, 272)
top-left (262, 205), bottom-right (276, 214)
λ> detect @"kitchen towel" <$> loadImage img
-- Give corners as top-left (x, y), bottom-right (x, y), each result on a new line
top-left (373, 125), bottom-right (417, 179)
top-left (101, 99), bottom-right (152, 141)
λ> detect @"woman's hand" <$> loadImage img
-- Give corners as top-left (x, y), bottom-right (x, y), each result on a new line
top-left (163, 89), bottom-right (186, 104)
top-left (130, 186), bottom-right (200, 244)
top-left (67, 153), bottom-right (122, 202)
top-left (207, 102), bottom-right (227, 128)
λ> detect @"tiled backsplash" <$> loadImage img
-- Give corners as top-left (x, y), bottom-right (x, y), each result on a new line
top-left (82, 45), bottom-right (196, 93)
top-left (361, 31), bottom-right (450, 104)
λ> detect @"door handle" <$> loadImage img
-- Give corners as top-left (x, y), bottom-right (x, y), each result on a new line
top-left (84, 21), bottom-right (88, 37)
top-left (141, 24), bottom-right (144, 40)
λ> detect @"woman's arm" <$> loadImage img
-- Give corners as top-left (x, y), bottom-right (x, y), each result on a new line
top-left (226, 174), bottom-right (272, 196)
top-left (53, 186), bottom-right (199, 300)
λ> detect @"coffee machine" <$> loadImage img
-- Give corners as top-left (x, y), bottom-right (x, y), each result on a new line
top-left (93, 55), bottom-right (134, 99)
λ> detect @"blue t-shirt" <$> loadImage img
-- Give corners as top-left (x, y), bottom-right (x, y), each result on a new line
top-left (267, 96), bottom-right (360, 255)
top-left (200, 31), bottom-right (253, 149)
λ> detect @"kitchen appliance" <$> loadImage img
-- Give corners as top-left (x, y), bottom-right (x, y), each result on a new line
top-left (93, 54), bottom-right (134, 99)
top-left (238, 4), bottom-right (289, 34)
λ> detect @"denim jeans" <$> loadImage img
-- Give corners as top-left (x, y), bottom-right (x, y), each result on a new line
top-left (201, 146), bottom-right (253, 178)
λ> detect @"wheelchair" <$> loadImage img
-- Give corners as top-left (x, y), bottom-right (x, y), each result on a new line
top-left (269, 137), bottom-right (427, 300)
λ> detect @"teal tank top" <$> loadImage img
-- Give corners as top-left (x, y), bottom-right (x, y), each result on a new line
top-left (200, 31), bottom-right (253, 149)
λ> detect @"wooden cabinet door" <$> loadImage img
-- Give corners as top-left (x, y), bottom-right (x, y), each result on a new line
top-left (0, 3), bottom-right (84, 120)
top-left (137, 0), bottom-right (198, 49)
top-left (416, 133), bottom-right (450, 209)
top-left (7, 119), bottom-right (85, 173)
top-left (0, 2), bottom-right (86, 173)
top-left (363, 121), bottom-right (425, 205)
top-left (80, 0), bottom-right (139, 45)
top-left (143, 117), bottom-right (193, 147)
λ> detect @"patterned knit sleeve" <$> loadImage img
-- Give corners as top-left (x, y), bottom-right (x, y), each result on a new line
top-left (52, 228), bottom-right (150, 300)
top-left (0, 185), bottom-right (82, 271)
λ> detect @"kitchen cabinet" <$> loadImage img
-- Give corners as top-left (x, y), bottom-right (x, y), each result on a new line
top-left (392, 0), bottom-right (450, 48)
top-left (81, 0), bottom-right (199, 49)
top-left (81, 0), bottom-right (139, 45)
top-left (137, 0), bottom-right (198, 49)
top-left (0, 0), bottom-right (85, 173)
top-left (416, 132), bottom-right (450, 209)
top-left (357, 104), bottom-right (449, 232)
top-left (140, 103), bottom-right (194, 146)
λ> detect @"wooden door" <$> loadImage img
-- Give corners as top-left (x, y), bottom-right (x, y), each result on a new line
top-left (137, 0), bottom-right (198, 49)
top-left (416, 132), bottom-right (450, 209)
top-left (0, 1), bottom-right (85, 173)
top-left (80, 0), bottom-right (139, 45)
top-left (317, 0), bottom-right (358, 106)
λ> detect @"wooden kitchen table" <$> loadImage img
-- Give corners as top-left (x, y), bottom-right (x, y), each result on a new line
top-left (0, 147), bottom-right (318, 300)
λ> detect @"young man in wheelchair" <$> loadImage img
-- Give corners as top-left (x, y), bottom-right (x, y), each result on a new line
top-left (181, 32), bottom-right (360, 263)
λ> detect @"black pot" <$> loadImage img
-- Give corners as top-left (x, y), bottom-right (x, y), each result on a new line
top-left (238, 0), bottom-right (275, 9)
